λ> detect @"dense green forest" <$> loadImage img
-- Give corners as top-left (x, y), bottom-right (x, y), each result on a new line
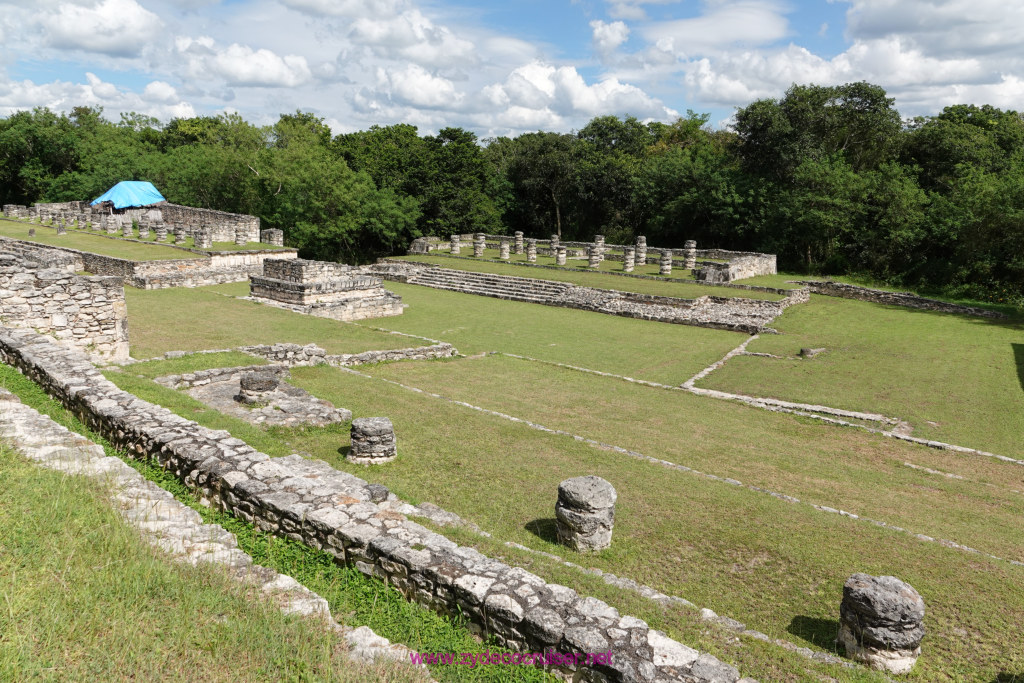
top-left (1, 82), bottom-right (1022, 304)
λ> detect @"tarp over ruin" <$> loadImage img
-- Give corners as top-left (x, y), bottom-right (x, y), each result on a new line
top-left (91, 181), bottom-right (166, 210)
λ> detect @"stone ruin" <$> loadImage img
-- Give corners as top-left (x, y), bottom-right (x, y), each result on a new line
top-left (347, 417), bottom-right (398, 465)
top-left (837, 573), bottom-right (925, 674)
top-left (249, 258), bottom-right (404, 322)
top-left (555, 475), bottom-right (617, 552)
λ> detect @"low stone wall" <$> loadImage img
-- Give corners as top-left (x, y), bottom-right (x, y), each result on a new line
top-left (157, 204), bottom-right (260, 243)
top-left (694, 254), bottom-right (777, 283)
top-left (239, 342), bottom-right (457, 367)
top-left (789, 281), bottom-right (1006, 318)
top-left (0, 236), bottom-right (81, 271)
top-left (0, 325), bottom-right (742, 683)
top-left (0, 254), bottom-right (128, 361)
top-left (154, 364), bottom-right (290, 390)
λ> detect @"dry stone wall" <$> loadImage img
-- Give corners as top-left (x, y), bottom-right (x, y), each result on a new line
top-left (789, 281), bottom-right (1006, 318)
top-left (0, 236), bottom-right (81, 271)
top-left (238, 341), bottom-right (456, 367)
top-left (0, 254), bottom-right (128, 361)
top-left (0, 325), bottom-right (744, 683)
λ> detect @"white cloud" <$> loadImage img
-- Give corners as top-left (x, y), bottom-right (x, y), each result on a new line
top-left (142, 80), bottom-right (179, 102)
top-left (279, 0), bottom-right (408, 18)
top-left (376, 64), bottom-right (462, 108)
top-left (0, 72), bottom-right (195, 120)
top-left (607, 0), bottom-right (682, 21)
top-left (44, 0), bottom-right (163, 57)
top-left (177, 38), bottom-right (313, 87)
top-left (348, 9), bottom-right (476, 68)
top-left (591, 19), bottom-right (630, 57)
top-left (642, 0), bottom-right (790, 55)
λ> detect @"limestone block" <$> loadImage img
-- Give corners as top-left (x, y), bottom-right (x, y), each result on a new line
top-left (555, 475), bottom-right (616, 551)
top-left (837, 573), bottom-right (925, 674)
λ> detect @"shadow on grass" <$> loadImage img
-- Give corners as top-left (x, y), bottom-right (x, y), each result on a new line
top-left (336, 445), bottom-right (351, 458)
top-left (524, 518), bottom-right (559, 544)
top-left (787, 615), bottom-right (839, 651)
top-left (1014, 344), bottom-right (1024, 393)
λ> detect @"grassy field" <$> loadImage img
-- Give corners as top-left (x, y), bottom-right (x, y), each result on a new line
top-left (396, 252), bottom-right (786, 300)
top-left (695, 294), bottom-right (1024, 457)
top-left (124, 283), bottom-right (419, 359)
top-left (0, 218), bottom-right (203, 260)
top-left (0, 443), bottom-right (425, 682)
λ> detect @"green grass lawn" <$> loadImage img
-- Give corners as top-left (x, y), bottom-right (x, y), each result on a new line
top-left (124, 283), bottom-right (421, 358)
top-left (0, 444), bottom-right (424, 682)
top-left (357, 281), bottom-right (748, 385)
top-left (695, 294), bottom-right (1024, 457)
top-left (396, 252), bottom-right (785, 300)
top-left (0, 218), bottom-right (205, 260)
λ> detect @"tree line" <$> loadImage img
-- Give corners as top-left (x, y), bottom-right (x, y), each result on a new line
top-left (1, 82), bottom-right (1022, 303)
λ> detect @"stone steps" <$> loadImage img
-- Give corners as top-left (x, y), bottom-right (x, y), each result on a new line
top-left (406, 268), bottom-right (572, 303)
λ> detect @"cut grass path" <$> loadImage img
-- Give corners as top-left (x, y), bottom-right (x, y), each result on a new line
top-left (125, 282), bottom-right (418, 359)
top-left (357, 281), bottom-right (748, 385)
top-left (395, 253), bottom-right (785, 300)
top-left (696, 295), bottom-right (1024, 458)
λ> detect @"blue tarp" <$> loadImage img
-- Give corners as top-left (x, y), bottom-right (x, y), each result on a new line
top-left (90, 181), bottom-right (166, 209)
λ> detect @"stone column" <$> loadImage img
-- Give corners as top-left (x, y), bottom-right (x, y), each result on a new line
top-left (659, 249), bottom-right (673, 276)
top-left (473, 233), bottom-right (485, 258)
top-left (513, 231), bottom-right (524, 255)
top-left (550, 234), bottom-right (560, 251)
top-left (28, 228), bottom-right (36, 237)
top-left (155, 224), bottom-right (168, 242)
top-left (838, 574), bottom-right (925, 674)
top-left (450, 234), bottom-right (461, 255)
top-left (347, 417), bottom-right (397, 464)
top-left (236, 371), bottom-right (279, 405)
top-left (194, 227), bottom-right (212, 249)
top-left (138, 221), bottom-right (151, 239)
top-left (623, 247), bottom-right (635, 273)
top-left (234, 226), bottom-right (248, 245)
top-left (499, 237), bottom-right (511, 260)
top-left (684, 240), bottom-right (697, 270)
top-left (526, 238), bottom-right (537, 263)
top-left (555, 246), bottom-right (567, 266)
top-left (635, 236), bottom-right (647, 265)
top-left (175, 228), bottom-right (188, 245)
top-left (593, 234), bottom-right (605, 261)
top-left (122, 222), bottom-right (133, 238)
top-left (555, 476), bottom-right (616, 552)
top-left (104, 217), bottom-right (117, 234)
top-left (587, 245), bottom-right (601, 269)
top-left (56, 224), bottom-right (67, 236)
top-left (261, 229), bottom-right (284, 246)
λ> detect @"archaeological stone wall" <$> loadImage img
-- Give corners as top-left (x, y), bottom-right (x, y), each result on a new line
top-left (0, 325), bottom-right (743, 683)
top-left (238, 342), bottom-right (457, 367)
top-left (155, 204), bottom-right (260, 243)
top-left (789, 281), bottom-right (1006, 318)
top-left (694, 254), bottom-right (777, 284)
top-left (0, 254), bottom-right (128, 361)
top-left (0, 236), bottom-right (82, 271)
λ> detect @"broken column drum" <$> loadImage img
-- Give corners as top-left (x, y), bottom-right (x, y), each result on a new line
top-left (659, 249), bottom-right (673, 276)
top-left (555, 475), bottom-right (616, 551)
top-left (450, 234), bottom-right (461, 255)
top-left (623, 247), bottom-right (635, 273)
top-left (348, 417), bottom-right (397, 464)
top-left (526, 238), bottom-right (537, 263)
top-left (237, 371), bottom-right (279, 405)
top-left (837, 573), bottom-right (925, 674)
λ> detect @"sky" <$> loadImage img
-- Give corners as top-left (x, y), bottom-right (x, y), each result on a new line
top-left (2, 0), bottom-right (1024, 137)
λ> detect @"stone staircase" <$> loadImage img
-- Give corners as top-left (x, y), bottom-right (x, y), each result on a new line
top-left (405, 266), bottom-right (574, 304)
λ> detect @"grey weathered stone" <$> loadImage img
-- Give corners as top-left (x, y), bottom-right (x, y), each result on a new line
top-left (837, 573), bottom-right (925, 674)
top-left (499, 238), bottom-right (511, 260)
top-left (623, 247), bottom-right (635, 273)
top-left (556, 475), bottom-right (616, 551)
top-left (526, 238), bottom-right (537, 263)
top-left (659, 249), bottom-right (673, 276)
top-left (473, 233), bottom-right (485, 258)
top-left (555, 247), bottom-right (567, 266)
top-left (348, 417), bottom-right (397, 464)
top-left (683, 240), bottom-right (697, 270)
top-left (450, 234), bottom-right (461, 255)
top-left (588, 246), bottom-right (602, 269)
top-left (513, 231), bottom-right (524, 254)
top-left (635, 235), bottom-right (647, 264)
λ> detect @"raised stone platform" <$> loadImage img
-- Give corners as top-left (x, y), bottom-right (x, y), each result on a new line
top-left (250, 258), bottom-right (404, 322)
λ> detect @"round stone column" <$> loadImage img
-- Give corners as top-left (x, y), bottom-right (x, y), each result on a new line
top-left (450, 234), bottom-right (461, 255)
top-left (138, 221), bottom-right (151, 239)
top-left (838, 573), bottom-right (925, 674)
top-left (623, 247), bottom-right (635, 273)
top-left (237, 371), bottom-right (279, 405)
top-left (555, 247), bottom-right (567, 266)
top-left (659, 249), bottom-right (673, 276)
top-left (155, 225), bottom-right (168, 242)
top-left (683, 240), bottom-right (697, 269)
top-left (635, 236), bottom-right (647, 265)
top-left (194, 227), bottom-right (212, 249)
top-left (550, 234), bottom-right (560, 251)
top-left (526, 238), bottom-right (537, 263)
top-left (587, 245), bottom-right (601, 269)
top-left (555, 476), bottom-right (616, 551)
top-left (514, 231), bottom-right (524, 254)
top-left (593, 235), bottom-right (605, 261)
top-left (174, 228), bottom-right (188, 245)
top-left (348, 417), bottom-right (398, 464)
top-left (499, 238), bottom-right (511, 260)
top-left (122, 222), bottom-right (133, 238)
top-left (473, 233), bottom-right (485, 257)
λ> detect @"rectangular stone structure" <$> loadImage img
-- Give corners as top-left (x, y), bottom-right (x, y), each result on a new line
top-left (261, 229), bottom-right (284, 247)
